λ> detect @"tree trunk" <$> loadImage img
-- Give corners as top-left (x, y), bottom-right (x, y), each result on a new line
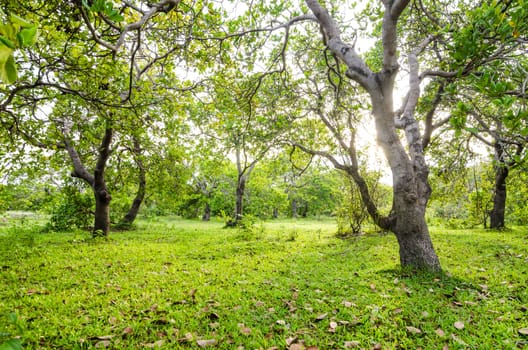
top-left (202, 202), bottom-right (211, 221)
top-left (490, 163), bottom-right (508, 229)
top-left (91, 128), bottom-right (113, 237)
top-left (234, 175), bottom-right (246, 224)
top-left (64, 126), bottom-right (113, 238)
top-left (119, 138), bottom-right (146, 228)
top-left (305, 0), bottom-right (442, 272)
top-left (391, 197), bottom-right (441, 270)
top-left (291, 197), bottom-right (298, 218)
top-left (93, 185), bottom-right (111, 236)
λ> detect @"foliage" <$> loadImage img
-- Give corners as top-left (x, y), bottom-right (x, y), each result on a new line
top-left (0, 182), bottom-right (51, 213)
top-left (335, 169), bottom-right (390, 237)
top-left (505, 168), bottom-right (528, 225)
top-left (45, 184), bottom-right (93, 232)
top-left (0, 312), bottom-right (23, 350)
top-left (0, 217), bottom-right (527, 348)
top-left (0, 12), bottom-right (38, 83)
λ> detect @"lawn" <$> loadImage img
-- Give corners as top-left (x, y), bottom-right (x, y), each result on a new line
top-left (0, 215), bottom-right (527, 349)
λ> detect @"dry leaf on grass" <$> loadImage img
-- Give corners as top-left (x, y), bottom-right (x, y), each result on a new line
top-left (196, 339), bottom-right (217, 347)
top-left (454, 321), bottom-right (465, 330)
top-left (406, 326), bottom-right (422, 334)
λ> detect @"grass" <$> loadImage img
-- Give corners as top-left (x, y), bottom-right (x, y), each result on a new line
top-left (0, 215), bottom-right (527, 349)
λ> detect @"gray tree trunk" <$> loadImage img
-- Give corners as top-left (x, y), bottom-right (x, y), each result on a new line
top-left (490, 166), bottom-right (508, 229)
top-left (306, 0), bottom-right (441, 271)
top-left (119, 138), bottom-right (146, 228)
top-left (65, 127), bottom-right (113, 237)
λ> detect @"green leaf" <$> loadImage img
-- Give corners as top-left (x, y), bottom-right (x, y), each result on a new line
top-left (4, 55), bottom-right (18, 84)
top-left (0, 339), bottom-right (23, 350)
top-left (9, 14), bottom-right (33, 28)
top-left (17, 26), bottom-right (38, 47)
top-left (82, 0), bottom-right (91, 10)
top-left (0, 35), bottom-right (16, 49)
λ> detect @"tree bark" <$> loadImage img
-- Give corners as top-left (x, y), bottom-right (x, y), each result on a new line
top-left (93, 184), bottom-right (111, 236)
top-left (202, 202), bottom-right (211, 221)
top-left (234, 174), bottom-right (247, 223)
top-left (64, 127), bottom-right (113, 237)
top-left (490, 142), bottom-right (509, 229)
top-left (291, 197), bottom-right (298, 218)
top-left (119, 138), bottom-right (146, 228)
top-left (91, 127), bottom-right (113, 237)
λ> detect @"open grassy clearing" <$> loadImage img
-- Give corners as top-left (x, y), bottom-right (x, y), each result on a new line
top-left (1, 216), bottom-right (527, 349)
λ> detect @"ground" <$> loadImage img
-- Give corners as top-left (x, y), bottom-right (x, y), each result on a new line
top-left (0, 215), bottom-right (527, 349)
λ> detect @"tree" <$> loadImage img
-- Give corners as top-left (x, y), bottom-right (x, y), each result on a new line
top-left (195, 71), bottom-right (293, 226)
top-left (273, 0), bottom-right (528, 271)
top-left (446, 56), bottom-right (528, 229)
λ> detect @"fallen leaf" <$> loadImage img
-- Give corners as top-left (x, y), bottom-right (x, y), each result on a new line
top-left (289, 344), bottom-right (304, 350)
top-left (122, 327), bottom-right (133, 335)
top-left (255, 301), bottom-right (265, 307)
top-left (95, 335), bottom-right (114, 340)
top-left (94, 340), bottom-right (111, 348)
top-left (343, 301), bottom-right (354, 308)
top-left (238, 324), bottom-right (251, 335)
top-left (454, 321), bottom-right (465, 330)
top-left (329, 321), bottom-right (338, 329)
top-left (178, 333), bottom-right (193, 343)
top-left (286, 337), bottom-right (298, 346)
top-left (372, 344), bottom-right (382, 350)
top-left (344, 341), bottom-right (360, 348)
top-left (406, 326), bottom-right (422, 334)
top-left (142, 340), bottom-right (163, 348)
top-left (421, 311), bottom-right (429, 318)
top-left (435, 328), bottom-right (445, 337)
top-left (314, 313), bottom-right (328, 322)
top-left (519, 328), bottom-right (528, 336)
top-left (276, 320), bottom-right (286, 326)
top-left (306, 347), bottom-right (318, 350)
top-left (196, 339), bottom-right (217, 347)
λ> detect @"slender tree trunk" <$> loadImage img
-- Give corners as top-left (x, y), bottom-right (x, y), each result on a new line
top-left (202, 202), bottom-right (211, 221)
top-left (119, 138), bottom-right (146, 228)
top-left (118, 174), bottom-right (145, 227)
top-left (490, 163), bottom-right (508, 229)
top-left (291, 197), bottom-right (298, 218)
top-left (234, 175), bottom-right (246, 224)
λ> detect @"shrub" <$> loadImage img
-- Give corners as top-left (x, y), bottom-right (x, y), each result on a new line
top-left (46, 186), bottom-right (93, 231)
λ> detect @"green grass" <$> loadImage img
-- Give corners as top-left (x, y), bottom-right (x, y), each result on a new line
top-left (0, 216), bottom-right (527, 349)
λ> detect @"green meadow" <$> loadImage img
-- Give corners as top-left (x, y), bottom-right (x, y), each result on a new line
top-left (1, 216), bottom-right (527, 349)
